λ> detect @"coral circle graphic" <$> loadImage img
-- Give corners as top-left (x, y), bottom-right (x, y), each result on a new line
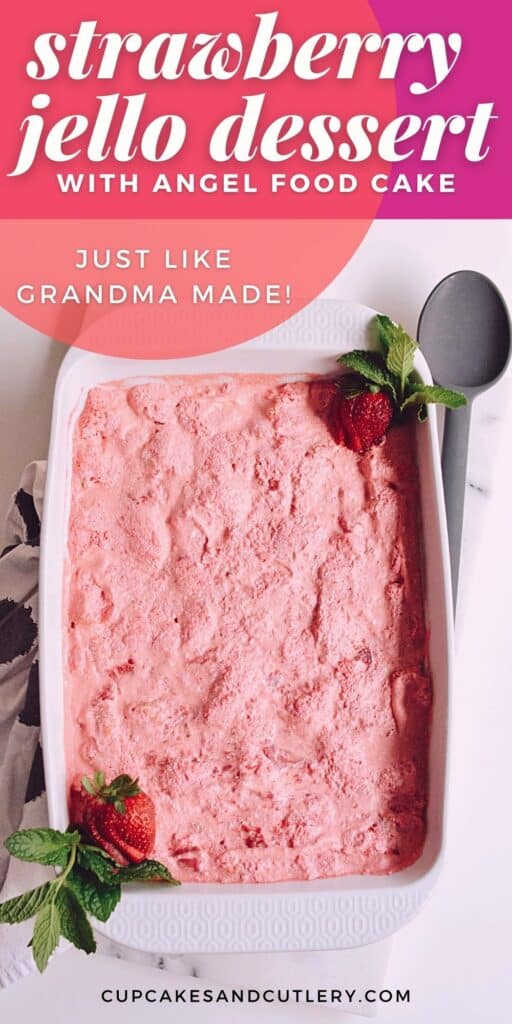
top-left (0, 0), bottom-right (394, 353)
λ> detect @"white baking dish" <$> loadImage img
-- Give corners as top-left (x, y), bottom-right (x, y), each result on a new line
top-left (39, 299), bottom-right (453, 954)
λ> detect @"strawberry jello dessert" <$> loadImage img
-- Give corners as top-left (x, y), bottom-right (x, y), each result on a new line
top-left (65, 374), bottom-right (432, 883)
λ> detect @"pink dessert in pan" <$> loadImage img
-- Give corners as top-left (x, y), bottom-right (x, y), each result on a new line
top-left (65, 374), bottom-right (432, 884)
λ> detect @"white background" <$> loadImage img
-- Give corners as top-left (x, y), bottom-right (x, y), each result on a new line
top-left (1, 219), bottom-right (511, 1021)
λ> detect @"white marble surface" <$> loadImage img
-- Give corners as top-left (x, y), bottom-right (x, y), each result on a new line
top-left (1, 219), bottom-right (512, 1021)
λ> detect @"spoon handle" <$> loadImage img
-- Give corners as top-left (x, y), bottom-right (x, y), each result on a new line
top-left (441, 401), bottom-right (472, 612)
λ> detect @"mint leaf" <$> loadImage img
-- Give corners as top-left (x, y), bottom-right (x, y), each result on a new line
top-left (375, 314), bottom-right (396, 355)
top-left (68, 867), bottom-right (121, 923)
top-left (386, 326), bottom-right (417, 396)
top-left (56, 885), bottom-right (96, 954)
top-left (0, 882), bottom-right (53, 924)
top-left (5, 829), bottom-right (80, 866)
top-left (115, 860), bottom-right (180, 885)
top-left (337, 351), bottom-right (398, 400)
top-left (402, 385), bottom-right (467, 411)
top-left (77, 846), bottom-right (118, 883)
top-left (31, 901), bottom-right (61, 973)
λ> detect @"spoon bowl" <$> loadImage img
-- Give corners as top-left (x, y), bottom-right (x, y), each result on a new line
top-left (418, 270), bottom-right (511, 611)
top-left (418, 271), bottom-right (511, 393)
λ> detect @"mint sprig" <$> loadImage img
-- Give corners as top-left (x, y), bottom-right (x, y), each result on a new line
top-left (76, 844), bottom-right (119, 883)
top-left (0, 882), bottom-right (53, 924)
top-left (5, 828), bottom-right (80, 866)
top-left (402, 385), bottom-right (468, 411)
top-left (374, 314), bottom-right (393, 354)
top-left (68, 867), bottom-right (122, 922)
top-left (337, 351), bottom-right (398, 401)
top-left (55, 886), bottom-right (96, 955)
top-left (338, 314), bottom-right (467, 420)
top-left (32, 901), bottom-right (61, 973)
top-left (116, 859), bottom-right (180, 884)
top-left (0, 827), bottom-right (180, 972)
top-left (384, 324), bottom-right (416, 395)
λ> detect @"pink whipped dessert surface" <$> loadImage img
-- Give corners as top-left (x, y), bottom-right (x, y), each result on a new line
top-left (65, 374), bottom-right (431, 883)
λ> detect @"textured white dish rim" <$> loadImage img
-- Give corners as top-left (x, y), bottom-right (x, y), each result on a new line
top-left (39, 298), bottom-right (453, 954)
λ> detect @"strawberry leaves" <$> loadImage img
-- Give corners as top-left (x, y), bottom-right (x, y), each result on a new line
top-left (82, 771), bottom-right (141, 815)
top-left (338, 315), bottom-right (467, 421)
top-left (0, 825), bottom-right (180, 972)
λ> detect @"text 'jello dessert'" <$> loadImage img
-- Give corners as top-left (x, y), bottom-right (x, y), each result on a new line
top-left (65, 375), bottom-right (432, 883)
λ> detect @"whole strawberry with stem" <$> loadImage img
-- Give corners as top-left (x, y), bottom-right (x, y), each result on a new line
top-left (334, 314), bottom-right (467, 453)
top-left (70, 771), bottom-right (156, 865)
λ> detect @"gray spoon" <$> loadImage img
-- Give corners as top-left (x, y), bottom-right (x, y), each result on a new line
top-left (417, 271), bottom-right (511, 613)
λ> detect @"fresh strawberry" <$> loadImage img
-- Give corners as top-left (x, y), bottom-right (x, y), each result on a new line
top-left (334, 389), bottom-right (394, 453)
top-left (70, 771), bottom-right (156, 865)
top-left (337, 316), bottom-right (467, 438)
